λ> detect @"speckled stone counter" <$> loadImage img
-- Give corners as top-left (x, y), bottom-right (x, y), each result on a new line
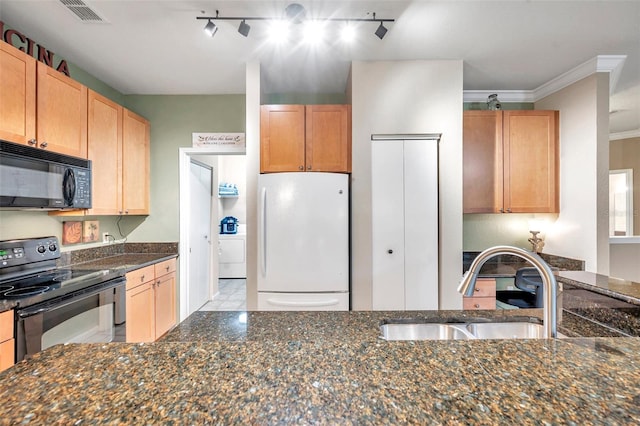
top-left (69, 252), bottom-right (177, 273)
top-left (558, 271), bottom-right (640, 338)
top-left (557, 271), bottom-right (640, 305)
top-left (0, 310), bottom-right (639, 424)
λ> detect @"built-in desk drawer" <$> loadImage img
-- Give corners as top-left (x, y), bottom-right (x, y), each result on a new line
top-left (463, 278), bottom-right (496, 310)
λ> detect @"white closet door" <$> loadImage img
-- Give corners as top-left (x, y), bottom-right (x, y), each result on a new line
top-left (404, 140), bottom-right (439, 310)
top-left (372, 140), bottom-right (405, 310)
top-left (372, 138), bottom-right (439, 311)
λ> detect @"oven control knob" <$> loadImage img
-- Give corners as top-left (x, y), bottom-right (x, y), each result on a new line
top-left (37, 245), bottom-right (46, 254)
top-left (49, 243), bottom-right (58, 252)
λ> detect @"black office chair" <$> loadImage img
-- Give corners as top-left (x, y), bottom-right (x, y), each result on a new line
top-left (496, 267), bottom-right (544, 308)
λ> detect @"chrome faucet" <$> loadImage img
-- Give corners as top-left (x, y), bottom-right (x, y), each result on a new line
top-left (458, 245), bottom-right (558, 338)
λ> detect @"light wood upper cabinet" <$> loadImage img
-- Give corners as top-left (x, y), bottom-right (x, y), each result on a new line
top-left (122, 109), bottom-right (150, 215)
top-left (87, 90), bottom-right (123, 215)
top-left (305, 105), bottom-right (351, 172)
top-left (0, 41), bottom-right (36, 145)
top-left (50, 93), bottom-right (150, 216)
top-left (1, 41), bottom-right (87, 157)
top-left (36, 62), bottom-right (88, 158)
top-left (261, 104), bottom-right (351, 173)
top-left (260, 105), bottom-right (306, 172)
top-left (463, 110), bottom-right (559, 214)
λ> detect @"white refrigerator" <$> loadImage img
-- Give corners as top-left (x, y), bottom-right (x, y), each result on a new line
top-left (257, 172), bottom-right (349, 310)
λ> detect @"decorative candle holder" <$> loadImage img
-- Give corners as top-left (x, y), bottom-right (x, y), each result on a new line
top-left (528, 230), bottom-right (545, 253)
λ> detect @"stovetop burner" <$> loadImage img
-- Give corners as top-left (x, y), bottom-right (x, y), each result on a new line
top-left (3, 286), bottom-right (50, 298)
top-left (0, 236), bottom-right (126, 308)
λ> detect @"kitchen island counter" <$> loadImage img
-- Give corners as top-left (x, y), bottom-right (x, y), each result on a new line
top-left (0, 310), bottom-right (639, 424)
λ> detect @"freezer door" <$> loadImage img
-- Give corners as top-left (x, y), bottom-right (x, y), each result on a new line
top-left (258, 172), bottom-right (349, 293)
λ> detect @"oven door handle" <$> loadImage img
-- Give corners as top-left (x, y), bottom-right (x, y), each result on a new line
top-left (17, 278), bottom-right (126, 319)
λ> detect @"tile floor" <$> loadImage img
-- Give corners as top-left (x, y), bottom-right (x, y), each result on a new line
top-left (199, 279), bottom-right (247, 311)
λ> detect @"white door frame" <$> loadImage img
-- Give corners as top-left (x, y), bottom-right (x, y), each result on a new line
top-left (178, 146), bottom-right (245, 321)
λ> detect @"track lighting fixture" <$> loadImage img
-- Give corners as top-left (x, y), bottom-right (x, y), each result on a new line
top-left (204, 19), bottom-right (217, 37)
top-left (197, 3), bottom-right (394, 41)
top-left (238, 20), bottom-right (251, 37)
top-left (375, 21), bottom-right (388, 40)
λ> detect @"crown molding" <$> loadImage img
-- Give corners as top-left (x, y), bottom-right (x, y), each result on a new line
top-left (463, 55), bottom-right (627, 103)
top-left (610, 129), bottom-right (640, 141)
top-left (463, 90), bottom-right (534, 103)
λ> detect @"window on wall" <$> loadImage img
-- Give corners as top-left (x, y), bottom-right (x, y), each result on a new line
top-left (609, 169), bottom-right (634, 236)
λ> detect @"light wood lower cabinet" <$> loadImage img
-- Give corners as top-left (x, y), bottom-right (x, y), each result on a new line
top-left (463, 278), bottom-right (497, 310)
top-left (154, 269), bottom-right (177, 338)
top-left (0, 309), bottom-right (15, 372)
top-left (125, 259), bottom-right (177, 342)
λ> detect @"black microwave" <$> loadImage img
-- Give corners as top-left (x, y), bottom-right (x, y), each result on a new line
top-left (0, 140), bottom-right (92, 209)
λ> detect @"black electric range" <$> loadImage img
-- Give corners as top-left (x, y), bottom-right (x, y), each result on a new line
top-left (0, 236), bottom-right (125, 309)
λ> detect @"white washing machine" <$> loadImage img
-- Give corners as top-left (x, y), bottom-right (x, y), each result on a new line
top-left (218, 224), bottom-right (246, 279)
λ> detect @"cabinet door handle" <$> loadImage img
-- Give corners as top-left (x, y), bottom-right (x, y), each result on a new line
top-left (40, 141), bottom-right (48, 148)
top-left (307, 165), bottom-right (312, 170)
top-left (506, 208), bottom-right (512, 213)
top-left (28, 139), bottom-right (37, 146)
top-left (166, 266), bottom-right (170, 272)
top-left (298, 165), bottom-right (304, 171)
top-left (499, 208), bottom-right (504, 213)
top-left (140, 275), bottom-right (145, 282)
top-left (474, 304), bottom-right (480, 309)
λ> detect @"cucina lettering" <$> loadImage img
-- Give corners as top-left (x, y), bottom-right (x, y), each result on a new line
top-left (1, 20), bottom-right (70, 77)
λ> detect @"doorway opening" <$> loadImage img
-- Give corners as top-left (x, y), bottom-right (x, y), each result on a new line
top-left (178, 148), bottom-right (247, 321)
top-left (609, 169), bottom-right (634, 236)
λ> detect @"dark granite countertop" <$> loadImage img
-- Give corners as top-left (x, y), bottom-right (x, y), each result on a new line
top-left (69, 253), bottom-right (177, 273)
top-left (557, 270), bottom-right (640, 306)
top-left (0, 310), bottom-right (639, 424)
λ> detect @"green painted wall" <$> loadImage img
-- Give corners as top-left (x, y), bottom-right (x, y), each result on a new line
top-left (67, 62), bottom-right (125, 106)
top-left (122, 95), bottom-right (246, 242)
top-left (262, 93), bottom-right (347, 104)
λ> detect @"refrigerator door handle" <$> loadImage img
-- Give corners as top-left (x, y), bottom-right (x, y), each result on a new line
top-left (260, 186), bottom-right (267, 276)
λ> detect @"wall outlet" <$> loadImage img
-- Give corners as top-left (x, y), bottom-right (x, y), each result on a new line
top-left (102, 232), bottom-right (110, 243)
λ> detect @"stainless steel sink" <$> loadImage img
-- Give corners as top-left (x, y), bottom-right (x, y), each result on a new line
top-left (380, 323), bottom-right (472, 340)
top-left (380, 319), bottom-right (564, 341)
top-left (465, 322), bottom-right (546, 339)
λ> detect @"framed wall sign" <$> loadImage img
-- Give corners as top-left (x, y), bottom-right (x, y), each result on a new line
top-left (192, 133), bottom-right (245, 152)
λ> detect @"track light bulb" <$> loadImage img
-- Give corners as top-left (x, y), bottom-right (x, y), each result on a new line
top-left (204, 20), bottom-right (218, 37)
top-left (268, 20), bottom-right (290, 43)
top-left (375, 22), bottom-right (387, 39)
top-left (340, 23), bottom-right (356, 42)
top-left (238, 20), bottom-right (251, 37)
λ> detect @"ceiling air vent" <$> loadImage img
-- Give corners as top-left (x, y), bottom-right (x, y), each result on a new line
top-left (59, 0), bottom-right (108, 23)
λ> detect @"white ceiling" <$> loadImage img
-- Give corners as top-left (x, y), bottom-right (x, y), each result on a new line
top-left (1, 0), bottom-right (638, 134)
